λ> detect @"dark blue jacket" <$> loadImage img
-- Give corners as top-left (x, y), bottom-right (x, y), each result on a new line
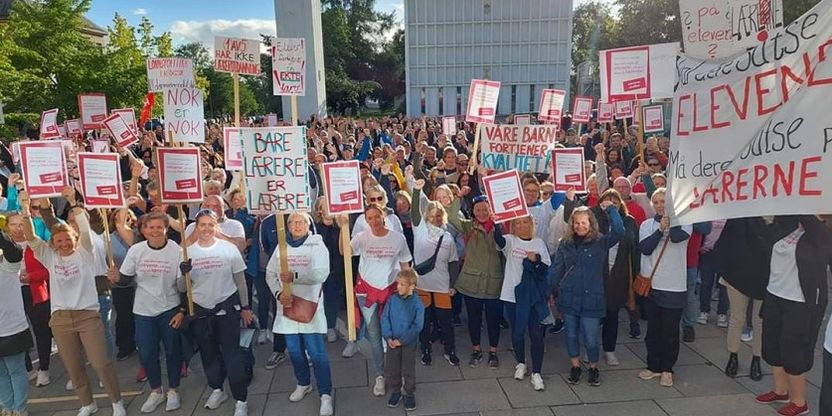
top-left (381, 292), bottom-right (424, 346)
top-left (513, 255), bottom-right (551, 333)
top-left (548, 206), bottom-right (624, 319)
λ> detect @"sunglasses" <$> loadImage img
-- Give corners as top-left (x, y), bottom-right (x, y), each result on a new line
top-left (367, 196), bottom-right (384, 203)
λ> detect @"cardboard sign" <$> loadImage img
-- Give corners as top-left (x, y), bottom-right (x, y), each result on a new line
top-left (223, 127), bottom-right (243, 171)
top-left (91, 139), bottom-right (110, 153)
top-left (481, 169), bottom-right (528, 224)
top-left (272, 38), bottom-right (306, 96)
top-left (78, 94), bottom-right (108, 129)
top-left (572, 97), bottom-right (594, 123)
top-left (597, 103), bottom-right (614, 123)
top-left (600, 42), bottom-right (679, 103)
top-left (163, 87), bottom-right (205, 143)
top-left (552, 148), bottom-right (587, 192)
top-left (156, 147), bottom-right (203, 204)
top-left (668, 0), bottom-right (832, 225)
top-left (538, 89), bottom-right (566, 123)
top-left (39, 109), bottom-right (60, 139)
top-left (321, 160), bottom-right (363, 215)
top-left (680, 0), bottom-right (784, 59)
top-left (465, 79), bottom-right (501, 123)
top-left (240, 126), bottom-right (310, 214)
top-left (614, 101), bottom-right (634, 119)
top-left (146, 58), bottom-right (195, 92)
top-left (442, 116), bottom-right (456, 136)
top-left (57, 124), bottom-right (67, 138)
top-left (77, 152), bottom-right (124, 208)
top-left (642, 105), bottom-right (665, 133)
top-left (480, 124), bottom-right (558, 173)
top-left (514, 114), bottom-right (531, 125)
top-left (102, 113), bottom-right (138, 148)
top-left (65, 119), bottom-right (82, 136)
top-left (214, 36), bottom-right (261, 75)
top-left (19, 141), bottom-right (69, 197)
top-left (111, 108), bottom-right (138, 135)
top-left (266, 113), bottom-right (278, 127)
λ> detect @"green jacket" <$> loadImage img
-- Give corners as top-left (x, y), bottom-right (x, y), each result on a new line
top-left (447, 198), bottom-right (504, 299)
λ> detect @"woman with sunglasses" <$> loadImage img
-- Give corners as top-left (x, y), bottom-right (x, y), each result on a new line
top-left (351, 184), bottom-right (403, 237)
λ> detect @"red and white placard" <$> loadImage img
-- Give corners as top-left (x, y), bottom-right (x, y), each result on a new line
top-left (538, 89), bottom-right (566, 123)
top-left (614, 101), bottom-right (634, 119)
top-left (65, 119), bottom-right (82, 136)
top-left (111, 108), bottom-right (138, 135)
top-left (482, 169), bottom-right (528, 224)
top-left (642, 104), bottom-right (665, 133)
top-left (19, 141), bottom-right (69, 197)
top-left (223, 127), bottom-right (243, 171)
top-left (91, 139), bottom-right (110, 153)
top-left (442, 116), bottom-right (456, 136)
top-left (78, 93), bottom-right (108, 129)
top-left (321, 160), bottom-right (364, 215)
top-left (514, 114), bottom-right (531, 125)
top-left (77, 152), bottom-right (124, 208)
top-left (465, 79), bottom-right (501, 124)
top-left (102, 113), bottom-right (139, 148)
top-left (552, 148), bottom-right (587, 192)
top-left (572, 97), bottom-right (594, 123)
top-left (156, 147), bottom-right (203, 204)
top-left (597, 103), bottom-right (614, 123)
top-left (39, 109), bottom-right (61, 139)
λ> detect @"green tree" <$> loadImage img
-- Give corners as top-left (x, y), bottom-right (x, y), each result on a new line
top-left (138, 16), bottom-right (154, 57)
top-left (783, 0), bottom-right (822, 25)
top-left (614, 0), bottom-right (682, 47)
top-left (571, 2), bottom-right (618, 98)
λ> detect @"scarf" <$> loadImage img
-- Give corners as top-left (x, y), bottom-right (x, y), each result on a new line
top-left (286, 233), bottom-right (309, 248)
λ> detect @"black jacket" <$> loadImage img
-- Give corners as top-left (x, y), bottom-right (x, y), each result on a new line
top-left (712, 217), bottom-right (771, 300)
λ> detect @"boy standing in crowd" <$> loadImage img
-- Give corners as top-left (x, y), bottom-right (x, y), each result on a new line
top-left (381, 270), bottom-right (424, 411)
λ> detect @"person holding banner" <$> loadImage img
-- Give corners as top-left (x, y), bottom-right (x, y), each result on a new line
top-left (312, 199), bottom-right (346, 343)
top-left (265, 212), bottom-right (334, 416)
top-left (0, 228), bottom-right (28, 416)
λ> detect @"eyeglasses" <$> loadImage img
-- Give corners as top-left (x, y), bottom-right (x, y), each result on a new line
top-left (367, 196), bottom-right (384, 203)
top-left (648, 163), bottom-right (661, 167)
top-left (542, 191), bottom-right (554, 197)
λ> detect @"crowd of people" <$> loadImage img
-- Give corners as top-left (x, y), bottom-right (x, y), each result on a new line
top-left (0, 113), bottom-right (830, 416)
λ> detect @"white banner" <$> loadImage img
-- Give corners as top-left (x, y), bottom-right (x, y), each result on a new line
top-left (272, 38), bottom-right (306, 96)
top-left (163, 87), bottom-right (205, 143)
top-left (480, 124), bottom-right (558, 173)
top-left (321, 160), bottom-right (363, 215)
top-left (214, 36), bottom-right (261, 75)
top-left (240, 126), bottom-right (310, 214)
top-left (667, 1), bottom-right (832, 225)
top-left (223, 127), bottom-right (243, 171)
top-left (442, 116), bottom-right (456, 136)
top-left (600, 42), bottom-right (679, 103)
top-left (680, 0), bottom-right (784, 59)
top-left (146, 58), bottom-right (195, 93)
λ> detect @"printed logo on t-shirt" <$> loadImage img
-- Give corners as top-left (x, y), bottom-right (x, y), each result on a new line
top-left (54, 262), bottom-right (81, 280)
top-left (511, 247), bottom-right (528, 259)
top-left (193, 258), bottom-right (224, 274)
top-left (138, 260), bottom-right (173, 275)
top-left (365, 245), bottom-right (398, 260)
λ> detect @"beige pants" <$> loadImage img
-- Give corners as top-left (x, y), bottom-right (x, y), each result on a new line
top-left (724, 281), bottom-right (763, 356)
top-left (50, 310), bottom-right (121, 405)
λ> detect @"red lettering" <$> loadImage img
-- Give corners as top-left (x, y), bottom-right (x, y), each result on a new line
top-left (726, 77), bottom-right (751, 121)
top-left (710, 85), bottom-right (731, 129)
top-left (753, 165), bottom-right (769, 199)
top-left (799, 156), bottom-right (822, 196)
top-left (689, 187), bottom-right (701, 209)
top-left (780, 65), bottom-right (804, 104)
top-left (692, 92), bottom-right (708, 132)
top-left (772, 161), bottom-right (795, 197)
top-left (735, 168), bottom-right (749, 201)
top-left (806, 40), bottom-right (832, 86)
top-left (721, 171), bottom-right (735, 202)
top-left (677, 94), bottom-right (691, 137)
top-left (754, 69), bottom-right (781, 116)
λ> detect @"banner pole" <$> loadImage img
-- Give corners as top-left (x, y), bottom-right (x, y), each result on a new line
top-left (635, 100), bottom-right (645, 163)
top-left (341, 221), bottom-right (356, 341)
top-left (233, 73), bottom-right (241, 128)
top-left (468, 123), bottom-right (482, 174)
top-left (167, 130), bottom-right (194, 316)
top-left (99, 208), bottom-right (114, 268)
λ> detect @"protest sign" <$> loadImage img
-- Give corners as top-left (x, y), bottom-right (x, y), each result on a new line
top-left (642, 105), bottom-right (665, 133)
top-left (91, 139), bottom-right (110, 153)
top-left (480, 124), bottom-right (558, 173)
top-left (680, 0), bottom-right (784, 59)
top-left (214, 36), bottom-right (261, 75)
top-left (78, 93), bottom-right (108, 129)
top-left (465, 79), bottom-right (501, 123)
top-left (163, 87), bottom-right (205, 143)
top-left (65, 119), bottom-right (82, 136)
top-left (442, 116), bottom-right (456, 136)
top-left (156, 147), bottom-right (203, 204)
top-left (597, 103), bottom-right (614, 123)
top-left (19, 141), bottom-right (69, 197)
top-left (146, 58), bottom-right (195, 92)
top-left (514, 114), bottom-right (531, 125)
top-left (614, 100), bottom-right (634, 119)
top-left (321, 160), bottom-right (363, 215)
top-left (223, 127), bottom-right (243, 171)
top-left (551, 148), bottom-right (587, 192)
top-left (266, 113), bottom-right (278, 127)
top-left (599, 42), bottom-right (679, 103)
top-left (572, 97), bottom-right (594, 123)
top-left (111, 108), bottom-right (137, 135)
top-left (102, 113), bottom-right (138, 148)
top-left (272, 38), bottom-right (306, 96)
top-left (667, 1), bottom-right (832, 225)
top-left (481, 169), bottom-right (528, 224)
top-left (240, 126), bottom-right (310, 214)
top-left (39, 109), bottom-right (60, 139)
top-left (57, 124), bottom-right (67, 138)
top-left (538, 89), bottom-right (566, 123)
top-left (77, 152), bottom-right (124, 208)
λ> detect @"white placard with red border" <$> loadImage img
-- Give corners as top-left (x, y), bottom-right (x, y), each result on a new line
top-left (223, 127), bottom-right (243, 171)
top-left (39, 109), bottom-right (61, 139)
top-left (77, 152), bottom-right (124, 208)
top-left (600, 42), bottom-right (679, 103)
top-left (514, 114), bottom-right (531, 125)
top-left (538, 89), bottom-right (566, 123)
top-left (572, 97), bottom-right (594, 123)
top-left (597, 103), bottom-right (614, 123)
top-left (65, 119), bottom-right (82, 136)
top-left (642, 105), bottom-right (665, 133)
top-left (442, 116), bottom-right (456, 136)
top-left (552, 148), bottom-right (587, 193)
top-left (102, 113), bottom-right (139, 148)
top-left (156, 147), bottom-right (204, 204)
top-left (614, 101), bottom-right (634, 119)
top-left (481, 169), bottom-right (528, 224)
top-left (78, 93), bottom-right (108, 129)
top-left (91, 140), bottom-right (110, 153)
top-left (321, 160), bottom-right (363, 215)
top-left (214, 36), bottom-right (261, 76)
top-left (111, 108), bottom-right (138, 135)
top-left (19, 141), bottom-right (69, 197)
top-left (465, 79), bottom-right (501, 124)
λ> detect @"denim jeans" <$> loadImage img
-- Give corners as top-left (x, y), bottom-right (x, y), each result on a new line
top-left (285, 334), bottom-right (332, 395)
top-left (323, 272), bottom-right (344, 330)
top-left (504, 303), bottom-right (545, 373)
top-left (0, 352), bottom-right (28, 412)
top-left (682, 267), bottom-right (699, 327)
top-left (698, 253), bottom-right (728, 315)
top-left (98, 294), bottom-right (115, 359)
top-left (357, 295), bottom-right (385, 376)
top-left (135, 307), bottom-right (182, 389)
top-left (564, 314), bottom-right (602, 364)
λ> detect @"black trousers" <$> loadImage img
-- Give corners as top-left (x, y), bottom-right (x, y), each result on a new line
top-left (384, 343), bottom-right (417, 395)
top-left (644, 296), bottom-right (683, 373)
top-left (21, 287), bottom-right (52, 371)
top-left (193, 311), bottom-right (248, 402)
top-left (419, 298), bottom-right (455, 355)
top-left (821, 350), bottom-right (832, 416)
top-left (111, 286), bottom-right (136, 356)
top-left (464, 295), bottom-right (502, 349)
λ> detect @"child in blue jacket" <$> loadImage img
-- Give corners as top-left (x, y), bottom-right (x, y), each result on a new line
top-left (381, 269), bottom-right (424, 411)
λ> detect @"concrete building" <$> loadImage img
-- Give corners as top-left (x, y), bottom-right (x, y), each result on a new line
top-left (274, 0), bottom-right (327, 121)
top-left (404, 0), bottom-right (573, 118)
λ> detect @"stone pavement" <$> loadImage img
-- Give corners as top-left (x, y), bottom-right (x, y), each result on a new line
top-left (24, 307), bottom-right (827, 416)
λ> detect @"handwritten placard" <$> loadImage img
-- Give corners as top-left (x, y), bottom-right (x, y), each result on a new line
top-left (146, 58), bottom-right (195, 92)
top-left (214, 36), bottom-right (261, 75)
top-left (163, 87), bottom-right (205, 143)
top-left (272, 38), bottom-right (306, 96)
top-left (240, 126), bottom-right (310, 214)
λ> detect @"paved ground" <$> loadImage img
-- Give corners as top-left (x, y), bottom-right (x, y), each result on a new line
top-left (24, 303), bottom-right (829, 416)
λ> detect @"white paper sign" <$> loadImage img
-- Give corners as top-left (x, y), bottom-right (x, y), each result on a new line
top-left (163, 87), bottom-right (205, 143)
top-left (442, 116), bottom-right (456, 136)
top-left (19, 141), bottom-right (69, 197)
top-left (156, 147), bottom-right (203, 204)
top-left (514, 115), bottom-right (531, 125)
top-left (91, 140), bottom-right (110, 153)
top-left (266, 113), bottom-right (278, 127)
top-left (614, 101), bottom-right (634, 119)
top-left (680, 0), bottom-right (784, 59)
top-left (551, 148), bottom-right (587, 192)
top-left (321, 160), bottom-right (363, 215)
top-left (111, 108), bottom-right (138, 135)
top-left (481, 169), bottom-right (528, 224)
top-left (597, 103), bottom-right (614, 123)
top-left (78, 94), bottom-right (108, 129)
top-left (538, 89), bottom-right (566, 123)
top-left (465, 79), bottom-right (501, 124)
top-left (39, 109), bottom-right (60, 139)
top-left (102, 113), bottom-right (138, 148)
top-left (65, 119), bottom-right (82, 136)
top-left (600, 42), bottom-right (679, 103)
top-left (146, 58), bottom-right (195, 93)
top-left (272, 38), bottom-right (306, 96)
top-left (77, 152), bottom-right (124, 208)
top-left (223, 127), bottom-right (243, 171)
top-left (642, 105), bottom-right (665, 133)
top-left (214, 36), bottom-right (261, 75)
top-left (572, 97), bottom-right (594, 123)
top-left (240, 126), bottom-right (310, 214)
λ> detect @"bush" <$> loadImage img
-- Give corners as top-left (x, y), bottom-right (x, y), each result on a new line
top-left (0, 113), bottom-right (39, 140)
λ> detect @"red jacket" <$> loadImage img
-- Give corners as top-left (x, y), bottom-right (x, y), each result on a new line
top-left (24, 247), bottom-right (50, 305)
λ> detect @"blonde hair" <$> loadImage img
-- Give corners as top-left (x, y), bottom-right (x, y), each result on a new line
top-left (365, 184), bottom-right (387, 206)
top-left (424, 201), bottom-right (448, 225)
top-left (511, 215), bottom-right (535, 240)
top-left (50, 223), bottom-right (79, 243)
top-left (563, 206), bottom-right (601, 242)
top-left (397, 269), bottom-right (418, 286)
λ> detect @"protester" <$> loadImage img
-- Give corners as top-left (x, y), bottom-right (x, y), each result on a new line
top-left (381, 269), bottom-right (424, 411)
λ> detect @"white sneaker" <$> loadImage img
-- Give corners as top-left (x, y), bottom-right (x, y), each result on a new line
top-left (327, 328), bottom-right (338, 343)
top-left (319, 394), bottom-right (334, 416)
top-left (36, 370), bottom-right (50, 387)
top-left (98, 380), bottom-right (103, 388)
top-left (66, 379), bottom-right (75, 391)
top-left (76, 402), bottom-right (98, 416)
top-left (696, 312), bottom-right (708, 325)
top-left (741, 328), bottom-right (753, 342)
top-left (530, 373), bottom-right (545, 391)
top-left (514, 363), bottom-right (527, 380)
top-left (165, 390), bottom-right (181, 411)
top-left (605, 351), bottom-right (620, 366)
top-left (289, 385), bottom-right (313, 402)
top-left (111, 400), bottom-right (126, 416)
top-left (28, 370), bottom-right (37, 381)
top-left (373, 375), bottom-right (385, 396)
top-left (140, 391), bottom-right (165, 413)
top-left (342, 341), bottom-right (359, 358)
top-left (717, 314), bottom-right (728, 328)
top-left (233, 400), bottom-right (248, 416)
top-left (204, 389), bottom-right (228, 410)
top-left (257, 330), bottom-right (269, 345)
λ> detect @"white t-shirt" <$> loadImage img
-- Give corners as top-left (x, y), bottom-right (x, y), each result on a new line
top-left (499, 234), bottom-right (550, 303)
top-left (120, 241), bottom-right (183, 317)
top-left (413, 222), bottom-right (458, 293)
top-left (91, 232), bottom-right (109, 277)
top-left (528, 200), bottom-right (558, 247)
top-left (352, 212), bottom-right (403, 237)
top-left (31, 238), bottom-right (100, 313)
top-left (767, 228), bottom-right (805, 302)
top-left (0, 256), bottom-right (27, 336)
top-left (188, 239), bottom-right (247, 309)
top-left (351, 229), bottom-right (412, 289)
top-left (639, 219), bottom-right (691, 292)
top-left (185, 217), bottom-right (246, 242)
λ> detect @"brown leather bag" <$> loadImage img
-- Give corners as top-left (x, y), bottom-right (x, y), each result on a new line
top-left (282, 290), bottom-right (322, 324)
top-left (633, 237), bottom-right (670, 298)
